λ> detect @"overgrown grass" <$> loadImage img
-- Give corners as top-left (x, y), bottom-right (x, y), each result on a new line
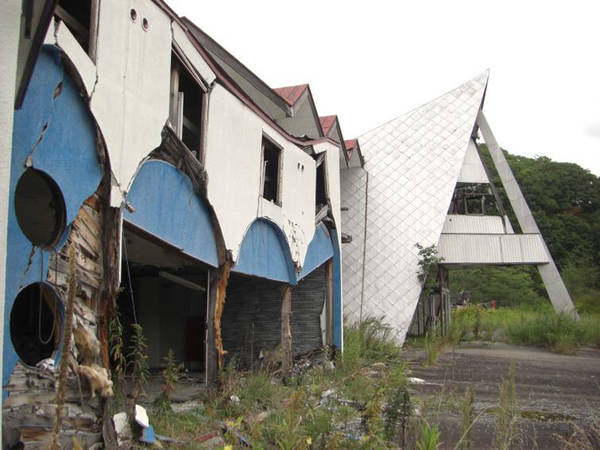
top-left (149, 317), bottom-right (413, 448)
top-left (451, 305), bottom-right (600, 353)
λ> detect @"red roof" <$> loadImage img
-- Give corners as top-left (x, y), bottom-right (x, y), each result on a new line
top-left (319, 115), bottom-right (337, 136)
top-left (345, 139), bottom-right (357, 151)
top-left (273, 84), bottom-right (308, 106)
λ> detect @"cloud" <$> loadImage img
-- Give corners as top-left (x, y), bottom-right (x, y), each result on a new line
top-left (584, 123), bottom-right (600, 138)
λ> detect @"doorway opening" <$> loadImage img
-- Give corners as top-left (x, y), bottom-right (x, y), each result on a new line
top-left (117, 224), bottom-right (210, 375)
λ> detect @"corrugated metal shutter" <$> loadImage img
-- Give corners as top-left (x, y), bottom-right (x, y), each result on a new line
top-left (291, 265), bottom-right (325, 356)
top-left (222, 275), bottom-right (283, 368)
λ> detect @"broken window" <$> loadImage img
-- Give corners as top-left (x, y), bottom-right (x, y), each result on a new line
top-left (261, 136), bottom-right (281, 203)
top-left (55, 0), bottom-right (96, 55)
top-left (14, 168), bottom-right (66, 249)
top-left (10, 283), bottom-right (62, 366)
top-left (170, 53), bottom-right (204, 159)
top-left (448, 183), bottom-right (499, 215)
top-left (315, 158), bottom-right (327, 210)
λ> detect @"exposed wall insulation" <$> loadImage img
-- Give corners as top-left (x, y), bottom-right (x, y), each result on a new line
top-left (4, 186), bottom-right (107, 448)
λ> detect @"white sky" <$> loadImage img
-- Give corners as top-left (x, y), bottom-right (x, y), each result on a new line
top-left (168, 0), bottom-right (600, 176)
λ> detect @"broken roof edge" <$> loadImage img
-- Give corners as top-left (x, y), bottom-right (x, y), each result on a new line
top-left (182, 17), bottom-right (291, 115)
top-left (274, 84), bottom-right (309, 107)
top-left (319, 115), bottom-right (351, 164)
top-left (357, 69), bottom-right (491, 140)
top-left (177, 20), bottom-right (341, 152)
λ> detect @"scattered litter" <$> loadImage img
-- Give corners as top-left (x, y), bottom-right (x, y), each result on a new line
top-left (135, 404), bottom-right (150, 428)
top-left (156, 433), bottom-right (178, 443)
top-left (409, 377), bottom-right (426, 384)
top-left (321, 388), bottom-right (336, 399)
top-left (140, 424), bottom-right (156, 444)
top-left (171, 399), bottom-right (204, 414)
top-left (113, 412), bottom-right (132, 446)
top-left (230, 395), bottom-right (240, 404)
top-left (196, 431), bottom-right (220, 443)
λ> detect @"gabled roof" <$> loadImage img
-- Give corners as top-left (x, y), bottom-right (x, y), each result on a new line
top-left (341, 71), bottom-right (490, 343)
top-left (319, 115), bottom-right (338, 136)
top-left (180, 18), bottom-right (340, 150)
top-left (274, 84), bottom-right (309, 106)
top-left (344, 139), bottom-right (357, 151)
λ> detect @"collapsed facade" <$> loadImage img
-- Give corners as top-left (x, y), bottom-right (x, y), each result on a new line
top-left (341, 71), bottom-right (577, 343)
top-left (1, 0), bottom-right (354, 445)
top-left (0, 0), bottom-right (579, 446)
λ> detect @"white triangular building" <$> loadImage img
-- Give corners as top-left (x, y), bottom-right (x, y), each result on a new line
top-left (341, 71), bottom-right (576, 343)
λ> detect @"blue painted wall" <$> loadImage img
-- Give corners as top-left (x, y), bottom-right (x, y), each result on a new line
top-left (297, 224), bottom-right (333, 281)
top-left (3, 46), bottom-right (104, 390)
top-left (233, 219), bottom-right (296, 284)
top-left (330, 229), bottom-right (343, 348)
top-left (124, 160), bottom-right (219, 267)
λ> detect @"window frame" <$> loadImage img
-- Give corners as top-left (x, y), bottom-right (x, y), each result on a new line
top-left (260, 133), bottom-right (283, 206)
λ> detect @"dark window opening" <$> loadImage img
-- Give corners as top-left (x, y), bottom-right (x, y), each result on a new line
top-left (55, 0), bottom-right (92, 53)
top-left (170, 55), bottom-right (203, 159)
top-left (10, 283), bottom-right (62, 366)
top-left (448, 183), bottom-right (499, 215)
top-left (262, 137), bottom-right (281, 203)
top-left (315, 162), bottom-right (327, 210)
top-left (14, 168), bottom-right (66, 249)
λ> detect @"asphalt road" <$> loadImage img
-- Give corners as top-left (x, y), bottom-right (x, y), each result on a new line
top-left (403, 342), bottom-right (600, 449)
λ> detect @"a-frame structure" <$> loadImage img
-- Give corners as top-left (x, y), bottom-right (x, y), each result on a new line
top-left (341, 71), bottom-right (576, 343)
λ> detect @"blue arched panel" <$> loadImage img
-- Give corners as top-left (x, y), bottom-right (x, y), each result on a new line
top-left (297, 224), bottom-right (333, 281)
top-left (233, 219), bottom-right (296, 284)
top-left (124, 160), bottom-right (219, 267)
top-left (4, 46), bottom-right (104, 389)
top-left (330, 228), bottom-right (343, 349)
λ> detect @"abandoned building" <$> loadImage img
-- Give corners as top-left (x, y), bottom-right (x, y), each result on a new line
top-left (341, 71), bottom-right (577, 343)
top-left (0, 0), bottom-right (355, 445)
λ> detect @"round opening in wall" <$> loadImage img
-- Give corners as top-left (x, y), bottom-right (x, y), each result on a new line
top-left (142, 18), bottom-right (149, 30)
top-left (14, 168), bottom-right (66, 249)
top-left (130, 8), bottom-right (137, 21)
top-left (10, 283), bottom-right (63, 366)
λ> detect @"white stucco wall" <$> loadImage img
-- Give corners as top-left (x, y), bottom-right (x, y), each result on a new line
top-left (314, 141), bottom-right (342, 246)
top-left (171, 21), bottom-right (216, 86)
top-left (0, 0), bottom-right (22, 434)
top-left (44, 2), bottom-right (341, 274)
top-left (205, 84), bottom-right (317, 267)
top-left (91, 0), bottom-right (172, 203)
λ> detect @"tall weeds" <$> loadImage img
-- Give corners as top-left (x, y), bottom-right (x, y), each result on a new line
top-left (493, 365), bottom-right (518, 450)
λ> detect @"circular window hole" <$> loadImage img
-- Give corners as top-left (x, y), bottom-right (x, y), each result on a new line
top-left (14, 168), bottom-right (66, 249)
top-left (142, 18), bottom-right (149, 31)
top-left (130, 8), bottom-right (137, 21)
top-left (10, 283), bottom-right (62, 366)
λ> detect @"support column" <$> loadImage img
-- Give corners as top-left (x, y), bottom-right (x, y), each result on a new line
top-left (281, 286), bottom-right (292, 376)
top-left (206, 260), bottom-right (230, 385)
top-left (477, 112), bottom-right (577, 317)
top-left (324, 260), bottom-right (334, 347)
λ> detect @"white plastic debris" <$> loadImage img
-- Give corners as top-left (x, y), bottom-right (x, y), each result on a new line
top-left (113, 412), bottom-right (132, 446)
top-left (408, 377), bottom-right (426, 384)
top-left (230, 395), bottom-right (240, 405)
top-left (135, 404), bottom-right (149, 428)
top-left (321, 388), bottom-right (336, 399)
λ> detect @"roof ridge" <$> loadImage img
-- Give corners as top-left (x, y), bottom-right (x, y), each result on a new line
top-left (358, 70), bottom-right (490, 139)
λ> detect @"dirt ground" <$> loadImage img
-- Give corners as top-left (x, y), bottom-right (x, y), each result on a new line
top-left (402, 342), bottom-right (600, 449)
